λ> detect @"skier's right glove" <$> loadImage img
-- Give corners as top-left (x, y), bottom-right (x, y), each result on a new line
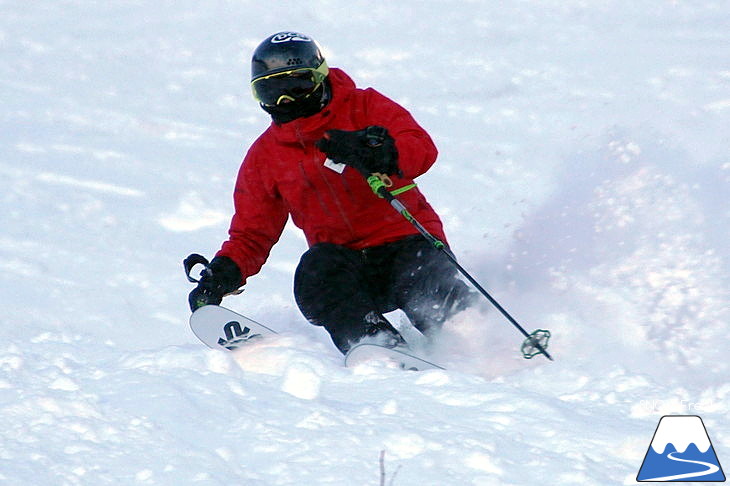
top-left (188, 256), bottom-right (242, 312)
top-left (316, 126), bottom-right (400, 176)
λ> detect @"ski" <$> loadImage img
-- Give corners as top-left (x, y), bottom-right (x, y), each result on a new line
top-left (345, 343), bottom-right (445, 371)
top-left (190, 305), bottom-right (277, 351)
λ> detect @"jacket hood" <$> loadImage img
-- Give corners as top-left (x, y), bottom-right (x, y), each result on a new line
top-left (266, 67), bottom-right (357, 145)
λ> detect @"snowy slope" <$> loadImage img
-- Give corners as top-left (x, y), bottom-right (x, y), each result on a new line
top-left (1, 1), bottom-right (728, 485)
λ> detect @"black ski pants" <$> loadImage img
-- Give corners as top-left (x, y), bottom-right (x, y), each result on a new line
top-left (294, 235), bottom-right (475, 354)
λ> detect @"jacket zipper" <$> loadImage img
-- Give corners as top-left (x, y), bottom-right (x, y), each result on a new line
top-left (295, 119), bottom-right (357, 242)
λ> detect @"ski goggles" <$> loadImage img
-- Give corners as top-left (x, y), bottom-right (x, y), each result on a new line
top-left (251, 62), bottom-right (329, 107)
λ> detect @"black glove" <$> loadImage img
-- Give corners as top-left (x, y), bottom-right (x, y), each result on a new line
top-left (316, 126), bottom-right (400, 176)
top-left (188, 256), bottom-right (242, 312)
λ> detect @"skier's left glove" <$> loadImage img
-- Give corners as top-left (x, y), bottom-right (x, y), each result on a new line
top-left (188, 256), bottom-right (242, 312)
top-left (316, 126), bottom-right (400, 176)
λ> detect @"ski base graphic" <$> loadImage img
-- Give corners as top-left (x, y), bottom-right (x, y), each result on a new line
top-left (190, 305), bottom-right (277, 351)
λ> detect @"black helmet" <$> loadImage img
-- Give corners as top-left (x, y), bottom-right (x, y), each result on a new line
top-left (251, 32), bottom-right (327, 82)
top-left (250, 32), bottom-right (331, 123)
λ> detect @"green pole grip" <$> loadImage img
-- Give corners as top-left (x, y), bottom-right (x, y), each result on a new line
top-left (366, 175), bottom-right (389, 198)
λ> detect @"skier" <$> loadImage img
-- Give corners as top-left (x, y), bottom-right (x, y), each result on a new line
top-left (188, 31), bottom-right (475, 354)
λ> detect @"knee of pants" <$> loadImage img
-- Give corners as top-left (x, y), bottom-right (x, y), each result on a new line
top-left (296, 242), bottom-right (355, 273)
top-left (293, 243), bottom-right (367, 324)
top-left (396, 253), bottom-right (477, 329)
top-left (295, 243), bottom-right (357, 291)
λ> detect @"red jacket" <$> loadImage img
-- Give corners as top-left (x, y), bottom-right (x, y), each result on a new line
top-left (217, 68), bottom-right (446, 284)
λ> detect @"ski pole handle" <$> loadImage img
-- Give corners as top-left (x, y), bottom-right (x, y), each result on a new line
top-left (364, 173), bottom-right (393, 199)
top-left (183, 253), bottom-right (210, 283)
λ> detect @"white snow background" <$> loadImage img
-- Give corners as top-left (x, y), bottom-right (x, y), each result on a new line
top-left (1, 1), bottom-right (728, 485)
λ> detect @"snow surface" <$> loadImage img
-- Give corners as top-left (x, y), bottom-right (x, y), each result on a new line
top-left (2, 1), bottom-right (728, 485)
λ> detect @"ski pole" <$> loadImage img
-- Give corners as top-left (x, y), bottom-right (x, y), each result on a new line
top-left (363, 173), bottom-right (554, 361)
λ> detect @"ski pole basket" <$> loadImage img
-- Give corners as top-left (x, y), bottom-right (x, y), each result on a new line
top-left (521, 330), bottom-right (552, 359)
